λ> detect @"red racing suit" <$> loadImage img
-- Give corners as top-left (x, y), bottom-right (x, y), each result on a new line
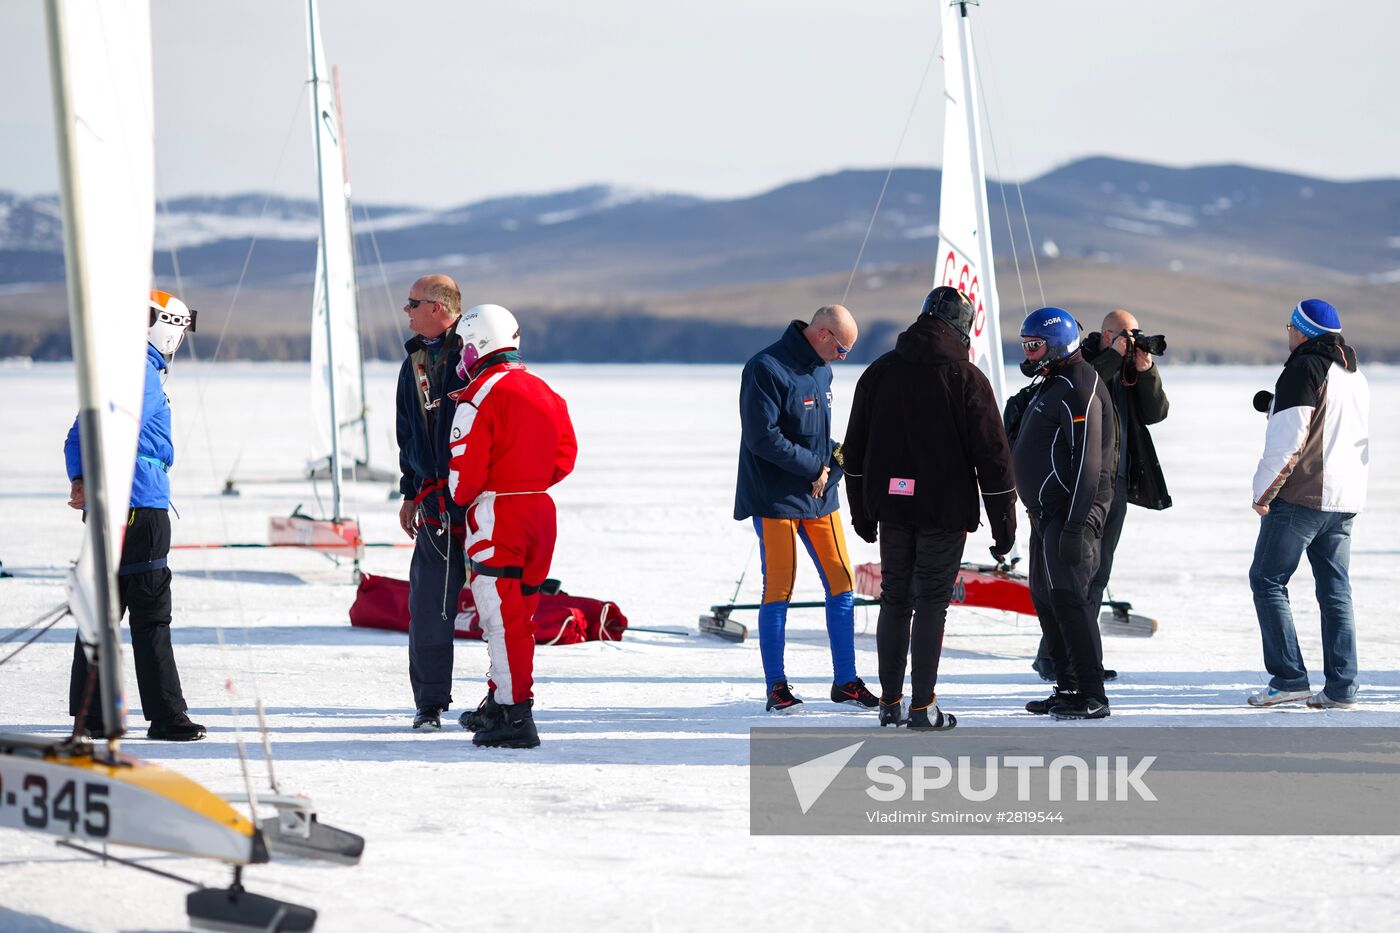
top-left (447, 358), bottom-right (577, 705)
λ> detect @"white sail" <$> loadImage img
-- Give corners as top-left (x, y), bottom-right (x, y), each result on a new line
top-left (306, 0), bottom-right (366, 484)
top-left (934, 0), bottom-right (1007, 409)
top-left (48, 0), bottom-right (155, 730)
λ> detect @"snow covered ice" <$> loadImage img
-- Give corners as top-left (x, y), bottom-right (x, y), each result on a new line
top-left (2, 360), bottom-right (1399, 931)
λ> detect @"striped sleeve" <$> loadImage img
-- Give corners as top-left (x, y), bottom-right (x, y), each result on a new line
top-left (1251, 358), bottom-right (1323, 505)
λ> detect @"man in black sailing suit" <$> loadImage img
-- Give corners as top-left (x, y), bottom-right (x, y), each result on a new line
top-left (1011, 307), bottom-right (1115, 720)
top-left (1029, 308), bottom-right (1171, 681)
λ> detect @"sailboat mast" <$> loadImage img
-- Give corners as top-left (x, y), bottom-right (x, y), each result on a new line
top-left (307, 0), bottom-right (345, 519)
top-left (953, 0), bottom-right (1007, 409)
top-left (44, 0), bottom-right (127, 743)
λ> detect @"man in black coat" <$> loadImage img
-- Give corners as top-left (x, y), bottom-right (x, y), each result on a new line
top-left (842, 287), bottom-right (1017, 730)
top-left (1030, 308), bottom-right (1170, 681)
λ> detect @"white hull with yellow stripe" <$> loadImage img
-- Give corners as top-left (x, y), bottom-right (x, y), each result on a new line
top-left (0, 735), bottom-right (259, 864)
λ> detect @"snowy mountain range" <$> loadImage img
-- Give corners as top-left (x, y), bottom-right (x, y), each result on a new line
top-left (2, 157), bottom-right (1398, 362)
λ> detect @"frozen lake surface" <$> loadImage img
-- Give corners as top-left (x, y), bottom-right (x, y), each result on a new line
top-left (1, 361), bottom-right (1398, 930)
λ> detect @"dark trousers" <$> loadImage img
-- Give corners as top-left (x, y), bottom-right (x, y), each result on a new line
top-left (408, 526), bottom-right (465, 709)
top-left (1028, 514), bottom-right (1106, 703)
top-left (1036, 476), bottom-right (1125, 670)
top-left (875, 521), bottom-right (966, 708)
top-left (69, 508), bottom-right (188, 723)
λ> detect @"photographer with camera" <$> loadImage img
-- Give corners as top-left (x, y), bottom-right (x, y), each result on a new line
top-left (1029, 308), bottom-right (1171, 682)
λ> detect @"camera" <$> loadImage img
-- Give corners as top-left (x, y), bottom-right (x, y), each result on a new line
top-left (1127, 329), bottom-right (1167, 356)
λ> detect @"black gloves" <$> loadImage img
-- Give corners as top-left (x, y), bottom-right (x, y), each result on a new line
top-left (983, 492), bottom-right (1017, 563)
top-left (852, 517), bottom-right (877, 544)
top-left (1058, 521), bottom-right (1094, 566)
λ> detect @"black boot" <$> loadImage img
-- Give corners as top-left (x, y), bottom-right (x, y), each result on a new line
top-left (878, 697), bottom-right (905, 727)
top-left (412, 705), bottom-right (444, 731)
top-left (472, 700), bottom-right (540, 749)
top-left (459, 692), bottom-right (503, 733)
top-left (1026, 688), bottom-right (1072, 715)
top-left (907, 703), bottom-right (956, 731)
top-left (1048, 692), bottom-right (1110, 721)
top-left (146, 713), bottom-right (206, 742)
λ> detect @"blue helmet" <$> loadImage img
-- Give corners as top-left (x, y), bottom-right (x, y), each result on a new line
top-left (1019, 306), bottom-right (1081, 376)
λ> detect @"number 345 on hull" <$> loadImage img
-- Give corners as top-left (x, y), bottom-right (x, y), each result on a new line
top-left (0, 735), bottom-right (262, 864)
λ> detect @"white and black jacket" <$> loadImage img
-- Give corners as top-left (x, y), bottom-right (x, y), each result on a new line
top-left (1252, 334), bottom-right (1369, 513)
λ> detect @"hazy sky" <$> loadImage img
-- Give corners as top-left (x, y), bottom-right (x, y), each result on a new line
top-left (5, 1), bottom-right (1397, 208)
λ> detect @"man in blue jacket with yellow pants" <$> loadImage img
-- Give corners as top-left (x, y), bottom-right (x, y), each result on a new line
top-left (65, 290), bottom-right (204, 742)
top-left (734, 305), bottom-right (877, 713)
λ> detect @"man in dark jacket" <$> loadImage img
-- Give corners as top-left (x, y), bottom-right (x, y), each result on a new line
top-left (1012, 307), bottom-right (1116, 720)
top-left (842, 287), bottom-right (1017, 731)
top-left (1031, 308), bottom-right (1170, 681)
top-left (734, 305), bottom-right (877, 713)
top-left (395, 273), bottom-right (468, 730)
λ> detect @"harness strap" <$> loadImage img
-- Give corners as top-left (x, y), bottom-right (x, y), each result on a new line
top-left (137, 454), bottom-right (171, 473)
top-left (117, 557), bottom-right (168, 577)
top-left (468, 559), bottom-right (540, 594)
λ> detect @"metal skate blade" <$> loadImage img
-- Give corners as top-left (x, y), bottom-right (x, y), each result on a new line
top-left (1098, 609), bottom-right (1157, 637)
top-left (187, 887), bottom-right (316, 933)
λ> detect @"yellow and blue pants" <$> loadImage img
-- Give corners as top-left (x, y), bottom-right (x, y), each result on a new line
top-left (753, 513), bottom-right (857, 689)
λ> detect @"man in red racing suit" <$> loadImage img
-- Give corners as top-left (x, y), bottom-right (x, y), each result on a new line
top-left (447, 303), bottom-right (577, 748)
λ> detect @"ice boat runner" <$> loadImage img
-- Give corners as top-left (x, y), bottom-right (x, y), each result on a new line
top-left (0, 4), bottom-right (360, 928)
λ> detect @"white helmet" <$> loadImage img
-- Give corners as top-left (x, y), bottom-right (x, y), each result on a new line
top-left (148, 290), bottom-right (196, 357)
top-left (456, 303), bottom-right (520, 377)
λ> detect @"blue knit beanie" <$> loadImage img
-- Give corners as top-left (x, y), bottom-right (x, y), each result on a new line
top-left (1290, 298), bottom-right (1341, 338)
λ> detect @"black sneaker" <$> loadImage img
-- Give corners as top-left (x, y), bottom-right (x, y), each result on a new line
top-left (472, 700), bottom-right (540, 749)
top-left (907, 703), bottom-right (956, 731)
top-left (878, 698), bottom-right (906, 727)
top-left (831, 679), bottom-right (879, 709)
top-left (412, 705), bottom-right (444, 731)
top-left (1025, 688), bottom-right (1070, 715)
top-left (1103, 669), bottom-right (1118, 682)
top-left (1049, 694), bottom-right (1110, 720)
top-left (146, 714), bottom-right (207, 742)
top-left (765, 681), bottom-right (803, 713)
top-left (459, 693), bottom-right (502, 733)
top-left (1031, 657), bottom-right (1057, 682)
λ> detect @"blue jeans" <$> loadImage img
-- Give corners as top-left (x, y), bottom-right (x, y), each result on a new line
top-left (1248, 499), bottom-right (1357, 701)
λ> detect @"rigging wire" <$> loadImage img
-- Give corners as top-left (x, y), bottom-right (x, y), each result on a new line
top-left (841, 21), bottom-right (944, 307)
top-left (971, 24), bottom-right (1046, 309)
top-left (149, 86), bottom-right (314, 820)
top-left (0, 604), bottom-right (69, 667)
top-left (202, 84), bottom-right (310, 367)
top-left (356, 201), bottom-right (410, 361)
top-left (966, 30), bottom-right (1028, 316)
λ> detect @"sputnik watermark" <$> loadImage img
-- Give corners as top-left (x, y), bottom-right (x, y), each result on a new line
top-left (752, 728), bottom-right (1400, 835)
top-left (865, 754), bottom-right (1156, 802)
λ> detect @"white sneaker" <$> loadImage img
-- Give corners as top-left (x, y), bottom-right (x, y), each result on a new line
top-left (1306, 691), bottom-right (1357, 710)
top-left (1247, 686), bottom-right (1312, 707)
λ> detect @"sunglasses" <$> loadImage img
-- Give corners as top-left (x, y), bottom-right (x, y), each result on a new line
top-left (824, 328), bottom-right (850, 355)
top-left (405, 297), bottom-right (438, 310)
top-left (1021, 337), bottom-right (1046, 353)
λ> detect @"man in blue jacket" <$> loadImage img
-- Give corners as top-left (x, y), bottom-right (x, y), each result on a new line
top-left (734, 305), bottom-right (877, 713)
top-left (395, 274), bottom-right (468, 730)
top-left (66, 290), bottom-right (204, 742)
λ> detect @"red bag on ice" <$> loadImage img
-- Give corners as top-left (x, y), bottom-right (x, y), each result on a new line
top-left (349, 573), bottom-right (628, 644)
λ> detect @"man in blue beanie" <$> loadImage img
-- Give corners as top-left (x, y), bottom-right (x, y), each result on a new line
top-left (1247, 299), bottom-right (1370, 709)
